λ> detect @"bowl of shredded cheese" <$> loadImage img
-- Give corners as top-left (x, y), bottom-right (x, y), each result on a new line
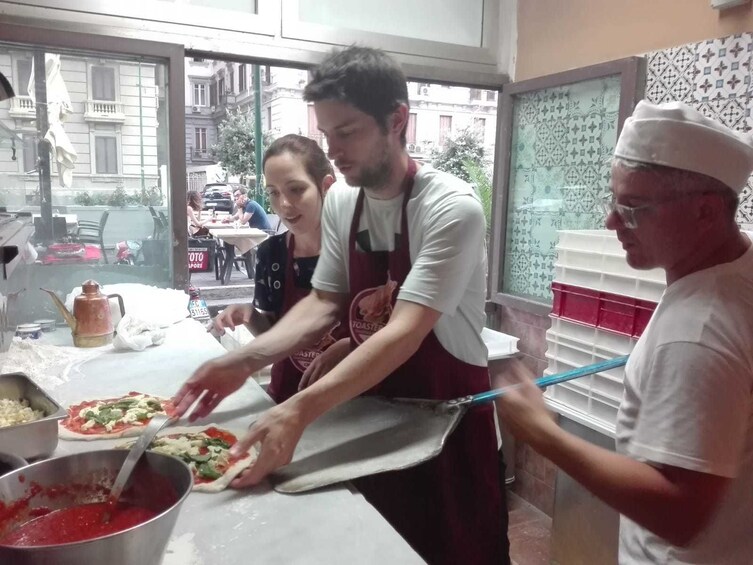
top-left (0, 373), bottom-right (66, 460)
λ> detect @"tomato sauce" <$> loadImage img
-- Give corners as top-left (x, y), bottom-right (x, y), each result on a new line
top-left (0, 502), bottom-right (157, 546)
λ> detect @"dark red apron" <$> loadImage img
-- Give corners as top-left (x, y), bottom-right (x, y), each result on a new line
top-left (348, 161), bottom-right (508, 565)
top-left (268, 234), bottom-right (346, 404)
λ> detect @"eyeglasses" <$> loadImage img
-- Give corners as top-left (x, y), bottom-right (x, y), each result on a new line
top-left (600, 192), bottom-right (694, 229)
top-left (600, 194), bottom-right (653, 229)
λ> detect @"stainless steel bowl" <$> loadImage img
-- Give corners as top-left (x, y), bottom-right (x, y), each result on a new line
top-left (0, 452), bottom-right (27, 476)
top-left (0, 449), bottom-right (193, 565)
top-left (0, 373), bottom-right (66, 460)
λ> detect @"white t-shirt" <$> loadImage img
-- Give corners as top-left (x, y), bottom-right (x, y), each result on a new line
top-left (312, 165), bottom-right (489, 366)
top-left (615, 235), bottom-right (753, 564)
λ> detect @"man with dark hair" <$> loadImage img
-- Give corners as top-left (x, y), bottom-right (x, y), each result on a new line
top-left (495, 101), bottom-right (753, 564)
top-left (224, 186), bottom-right (271, 230)
top-left (175, 45), bottom-right (509, 565)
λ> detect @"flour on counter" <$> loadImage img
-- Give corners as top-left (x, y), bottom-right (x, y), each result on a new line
top-left (0, 338), bottom-right (103, 391)
top-left (163, 532), bottom-right (203, 565)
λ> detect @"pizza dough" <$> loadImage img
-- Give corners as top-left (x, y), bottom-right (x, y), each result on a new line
top-left (59, 393), bottom-right (176, 441)
top-left (117, 424), bottom-right (258, 493)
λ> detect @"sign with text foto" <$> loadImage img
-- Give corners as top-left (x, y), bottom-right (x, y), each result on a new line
top-left (188, 247), bottom-right (210, 271)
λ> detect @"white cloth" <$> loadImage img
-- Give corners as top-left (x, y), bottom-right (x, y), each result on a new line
top-left (27, 54), bottom-right (77, 188)
top-left (615, 236), bottom-right (753, 564)
top-left (312, 165), bottom-right (489, 366)
top-left (113, 314), bottom-right (166, 351)
top-left (614, 100), bottom-right (753, 193)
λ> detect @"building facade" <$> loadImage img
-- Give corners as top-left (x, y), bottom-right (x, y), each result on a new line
top-left (184, 58), bottom-right (498, 190)
top-left (0, 46), bottom-right (161, 208)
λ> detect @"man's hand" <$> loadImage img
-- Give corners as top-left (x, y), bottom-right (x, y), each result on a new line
top-left (212, 304), bottom-right (253, 333)
top-left (172, 352), bottom-right (255, 421)
top-left (228, 401), bottom-right (308, 488)
top-left (298, 338), bottom-right (351, 390)
top-left (491, 358), bottom-right (558, 447)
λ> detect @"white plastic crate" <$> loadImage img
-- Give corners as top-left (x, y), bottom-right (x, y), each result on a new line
top-left (554, 230), bottom-right (666, 302)
top-left (548, 316), bottom-right (638, 354)
top-left (553, 263), bottom-right (665, 302)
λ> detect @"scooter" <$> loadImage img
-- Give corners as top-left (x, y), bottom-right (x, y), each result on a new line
top-left (114, 239), bottom-right (142, 265)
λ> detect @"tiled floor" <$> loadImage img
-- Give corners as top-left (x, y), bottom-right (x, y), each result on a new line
top-left (508, 491), bottom-right (552, 565)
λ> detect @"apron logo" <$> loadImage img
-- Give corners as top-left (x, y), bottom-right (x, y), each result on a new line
top-left (350, 278), bottom-right (398, 344)
top-left (290, 322), bottom-right (340, 372)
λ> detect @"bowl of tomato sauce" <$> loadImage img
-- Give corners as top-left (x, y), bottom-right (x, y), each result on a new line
top-left (0, 449), bottom-right (193, 565)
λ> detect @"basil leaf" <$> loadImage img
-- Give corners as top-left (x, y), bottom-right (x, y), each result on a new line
top-left (197, 463), bottom-right (222, 480)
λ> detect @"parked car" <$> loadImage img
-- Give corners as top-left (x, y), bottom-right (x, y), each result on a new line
top-left (201, 183), bottom-right (241, 213)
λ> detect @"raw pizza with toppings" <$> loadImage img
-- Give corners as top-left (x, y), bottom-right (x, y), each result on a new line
top-left (118, 425), bottom-right (257, 492)
top-left (59, 392), bottom-right (177, 440)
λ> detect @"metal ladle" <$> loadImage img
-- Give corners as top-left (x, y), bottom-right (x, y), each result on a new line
top-left (102, 413), bottom-right (171, 522)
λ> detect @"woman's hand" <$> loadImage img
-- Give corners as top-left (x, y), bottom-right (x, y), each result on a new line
top-left (172, 352), bottom-right (256, 421)
top-left (213, 304), bottom-right (253, 333)
top-left (298, 338), bottom-right (351, 390)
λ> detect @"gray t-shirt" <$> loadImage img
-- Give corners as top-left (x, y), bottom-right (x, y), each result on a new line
top-left (312, 165), bottom-right (489, 366)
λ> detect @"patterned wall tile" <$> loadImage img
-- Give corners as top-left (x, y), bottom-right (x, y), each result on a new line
top-left (694, 35), bottom-right (751, 103)
top-left (645, 45), bottom-right (696, 104)
top-left (502, 75), bottom-right (621, 302)
top-left (645, 33), bottom-right (753, 224)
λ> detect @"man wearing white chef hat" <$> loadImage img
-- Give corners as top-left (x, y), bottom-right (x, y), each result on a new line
top-left (495, 100), bottom-right (753, 564)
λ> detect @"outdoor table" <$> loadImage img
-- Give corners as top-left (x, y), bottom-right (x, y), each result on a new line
top-left (208, 226), bottom-right (269, 285)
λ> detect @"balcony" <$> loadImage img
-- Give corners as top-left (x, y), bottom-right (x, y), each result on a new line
top-left (9, 95), bottom-right (35, 119)
top-left (84, 100), bottom-right (126, 123)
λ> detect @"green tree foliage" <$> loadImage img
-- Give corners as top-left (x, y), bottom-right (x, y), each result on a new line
top-left (211, 109), bottom-right (259, 183)
top-left (463, 159), bottom-right (493, 240)
top-left (431, 127), bottom-right (485, 184)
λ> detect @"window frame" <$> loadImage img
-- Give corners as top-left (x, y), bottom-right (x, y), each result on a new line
top-left (0, 21), bottom-right (188, 289)
top-left (488, 57), bottom-right (644, 315)
top-left (93, 134), bottom-right (120, 175)
top-left (91, 64), bottom-right (117, 102)
top-left (192, 82), bottom-right (206, 106)
top-left (194, 127), bottom-right (207, 153)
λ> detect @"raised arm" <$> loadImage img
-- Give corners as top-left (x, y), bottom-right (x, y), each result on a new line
top-left (173, 288), bottom-right (347, 419)
top-left (229, 299), bottom-right (441, 486)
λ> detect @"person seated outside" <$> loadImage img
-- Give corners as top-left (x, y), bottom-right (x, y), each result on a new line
top-left (187, 190), bottom-right (210, 237)
top-left (224, 187), bottom-right (272, 230)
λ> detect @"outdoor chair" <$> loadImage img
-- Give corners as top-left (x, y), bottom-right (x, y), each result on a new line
top-left (76, 210), bottom-right (109, 263)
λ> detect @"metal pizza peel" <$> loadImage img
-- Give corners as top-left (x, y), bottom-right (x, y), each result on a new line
top-left (269, 356), bottom-right (628, 493)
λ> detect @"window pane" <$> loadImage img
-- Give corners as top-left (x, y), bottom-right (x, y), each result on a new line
top-left (17, 59), bottom-right (32, 94)
top-left (92, 66), bottom-right (115, 100)
top-left (238, 64), bottom-right (246, 91)
top-left (439, 115), bottom-right (452, 145)
top-left (501, 75), bottom-right (620, 302)
top-left (407, 113), bottom-right (417, 145)
top-left (0, 44), bottom-right (174, 324)
top-left (22, 134), bottom-right (38, 173)
top-left (95, 137), bottom-right (118, 174)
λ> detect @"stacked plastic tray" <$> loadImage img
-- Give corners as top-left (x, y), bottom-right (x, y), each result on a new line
top-left (544, 230), bottom-right (666, 435)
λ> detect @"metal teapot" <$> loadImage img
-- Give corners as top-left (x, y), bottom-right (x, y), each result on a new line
top-left (41, 280), bottom-right (125, 347)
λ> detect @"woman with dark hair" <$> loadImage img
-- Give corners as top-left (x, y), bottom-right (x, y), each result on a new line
top-left (210, 134), bottom-right (349, 403)
top-left (187, 190), bottom-right (210, 237)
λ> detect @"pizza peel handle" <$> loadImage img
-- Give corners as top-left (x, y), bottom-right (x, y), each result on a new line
top-left (102, 414), bottom-right (171, 522)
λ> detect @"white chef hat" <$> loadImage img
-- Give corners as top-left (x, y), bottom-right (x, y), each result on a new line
top-left (614, 100), bottom-right (753, 193)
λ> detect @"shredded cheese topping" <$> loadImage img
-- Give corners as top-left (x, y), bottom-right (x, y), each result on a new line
top-left (77, 394), bottom-right (166, 432)
top-left (0, 398), bottom-right (45, 427)
top-left (126, 431), bottom-right (232, 481)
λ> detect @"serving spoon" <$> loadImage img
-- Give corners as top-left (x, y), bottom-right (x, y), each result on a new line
top-left (102, 413), bottom-right (171, 523)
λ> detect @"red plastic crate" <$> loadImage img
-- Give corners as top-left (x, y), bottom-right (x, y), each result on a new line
top-left (551, 282), bottom-right (657, 338)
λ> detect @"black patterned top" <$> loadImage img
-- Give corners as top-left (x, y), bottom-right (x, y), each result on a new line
top-left (254, 233), bottom-right (319, 318)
